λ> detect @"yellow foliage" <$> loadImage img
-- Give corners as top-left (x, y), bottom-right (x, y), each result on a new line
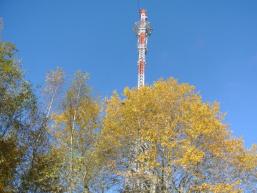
top-left (191, 181), bottom-right (242, 193)
top-left (178, 146), bottom-right (205, 168)
top-left (99, 78), bottom-right (257, 190)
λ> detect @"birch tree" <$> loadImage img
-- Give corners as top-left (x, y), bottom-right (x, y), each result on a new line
top-left (43, 67), bottom-right (64, 118)
top-left (53, 71), bottom-right (100, 193)
top-left (19, 68), bottom-right (65, 192)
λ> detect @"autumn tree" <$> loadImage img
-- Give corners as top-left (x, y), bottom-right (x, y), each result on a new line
top-left (19, 68), bottom-right (66, 192)
top-left (98, 78), bottom-right (257, 193)
top-left (0, 42), bottom-right (63, 192)
top-left (0, 42), bottom-right (38, 192)
top-left (0, 138), bottom-right (22, 192)
top-left (19, 112), bottom-right (63, 193)
top-left (43, 67), bottom-right (64, 118)
top-left (52, 71), bottom-right (100, 192)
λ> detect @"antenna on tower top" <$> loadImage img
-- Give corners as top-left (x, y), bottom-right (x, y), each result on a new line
top-left (133, 8), bottom-right (152, 88)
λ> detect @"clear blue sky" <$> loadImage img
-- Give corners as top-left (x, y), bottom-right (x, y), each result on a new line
top-left (1, 0), bottom-right (257, 147)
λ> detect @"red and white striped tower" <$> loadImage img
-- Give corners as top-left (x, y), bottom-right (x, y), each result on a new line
top-left (134, 9), bottom-right (152, 88)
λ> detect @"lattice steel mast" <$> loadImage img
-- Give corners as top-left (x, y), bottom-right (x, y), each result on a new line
top-left (134, 9), bottom-right (152, 88)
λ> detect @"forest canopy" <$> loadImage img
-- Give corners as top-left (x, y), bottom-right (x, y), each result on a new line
top-left (0, 42), bottom-right (256, 193)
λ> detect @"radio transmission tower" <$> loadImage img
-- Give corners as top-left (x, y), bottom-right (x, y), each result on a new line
top-left (125, 8), bottom-right (154, 193)
top-left (134, 9), bottom-right (152, 88)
